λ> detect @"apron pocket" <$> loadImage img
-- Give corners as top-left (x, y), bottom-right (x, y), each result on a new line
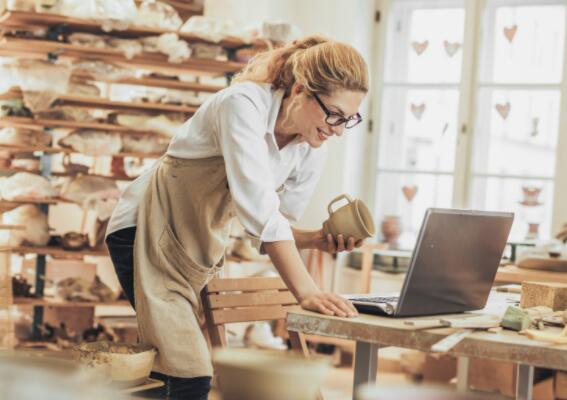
top-left (158, 225), bottom-right (220, 296)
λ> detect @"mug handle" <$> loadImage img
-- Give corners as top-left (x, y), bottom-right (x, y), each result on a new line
top-left (327, 194), bottom-right (354, 216)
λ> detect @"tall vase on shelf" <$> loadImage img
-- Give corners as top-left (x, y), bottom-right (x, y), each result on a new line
top-left (380, 215), bottom-right (402, 249)
top-left (519, 186), bottom-right (544, 241)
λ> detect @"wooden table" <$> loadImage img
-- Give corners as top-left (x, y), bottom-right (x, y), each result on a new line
top-left (496, 264), bottom-right (567, 285)
top-left (286, 292), bottom-right (567, 400)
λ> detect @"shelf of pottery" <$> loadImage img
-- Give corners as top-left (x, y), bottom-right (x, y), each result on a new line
top-left (0, 0), bottom-right (293, 351)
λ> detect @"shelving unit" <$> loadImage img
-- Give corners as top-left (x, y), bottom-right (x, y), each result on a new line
top-left (13, 298), bottom-right (130, 307)
top-left (0, 4), bottom-right (254, 347)
top-left (6, 245), bottom-right (108, 258)
top-left (72, 72), bottom-right (225, 93)
top-left (0, 168), bottom-right (137, 181)
top-left (0, 37), bottom-right (245, 77)
top-left (0, 116), bottom-right (175, 135)
top-left (0, 144), bottom-right (163, 159)
top-left (1, 88), bottom-right (199, 114)
top-left (0, 10), bottom-right (263, 49)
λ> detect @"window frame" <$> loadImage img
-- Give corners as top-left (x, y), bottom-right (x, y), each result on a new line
top-left (369, 0), bottom-right (567, 240)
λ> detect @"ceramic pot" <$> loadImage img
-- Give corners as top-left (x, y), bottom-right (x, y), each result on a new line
top-left (322, 194), bottom-right (375, 242)
top-left (380, 215), bottom-right (402, 245)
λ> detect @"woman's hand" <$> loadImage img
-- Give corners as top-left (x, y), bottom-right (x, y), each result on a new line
top-left (312, 229), bottom-right (363, 254)
top-left (299, 291), bottom-right (358, 318)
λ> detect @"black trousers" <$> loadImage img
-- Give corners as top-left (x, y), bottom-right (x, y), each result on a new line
top-left (106, 227), bottom-right (211, 400)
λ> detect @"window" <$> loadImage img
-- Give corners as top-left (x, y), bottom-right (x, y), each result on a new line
top-left (374, 0), bottom-right (466, 248)
top-left (372, 0), bottom-right (567, 247)
top-left (470, 1), bottom-right (565, 241)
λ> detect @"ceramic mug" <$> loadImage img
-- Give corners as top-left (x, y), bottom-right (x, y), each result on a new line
top-left (322, 194), bottom-right (376, 242)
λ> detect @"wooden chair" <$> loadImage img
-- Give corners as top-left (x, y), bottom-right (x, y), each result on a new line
top-left (201, 276), bottom-right (310, 353)
top-left (201, 277), bottom-right (322, 398)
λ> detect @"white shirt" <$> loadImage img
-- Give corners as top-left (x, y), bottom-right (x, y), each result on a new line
top-left (107, 82), bottom-right (327, 246)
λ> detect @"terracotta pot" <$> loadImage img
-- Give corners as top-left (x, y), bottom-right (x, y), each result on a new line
top-left (381, 216), bottom-right (402, 244)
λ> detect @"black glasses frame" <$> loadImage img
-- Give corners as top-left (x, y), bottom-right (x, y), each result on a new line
top-left (312, 93), bottom-right (362, 129)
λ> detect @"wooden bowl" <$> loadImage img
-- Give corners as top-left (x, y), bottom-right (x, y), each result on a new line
top-left (213, 348), bottom-right (329, 400)
top-left (73, 341), bottom-right (156, 388)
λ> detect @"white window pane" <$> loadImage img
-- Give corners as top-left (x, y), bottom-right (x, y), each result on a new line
top-left (489, 5), bottom-right (565, 83)
top-left (378, 88), bottom-right (459, 172)
top-left (374, 172), bottom-right (453, 249)
top-left (472, 89), bottom-right (560, 177)
top-left (384, 3), bottom-right (465, 83)
top-left (408, 8), bottom-right (465, 82)
top-left (470, 177), bottom-right (554, 241)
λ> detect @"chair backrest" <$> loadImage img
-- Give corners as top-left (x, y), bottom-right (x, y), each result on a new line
top-left (202, 277), bottom-right (324, 400)
top-left (202, 277), bottom-right (299, 326)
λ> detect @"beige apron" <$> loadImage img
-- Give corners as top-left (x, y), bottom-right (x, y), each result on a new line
top-left (134, 155), bottom-right (234, 377)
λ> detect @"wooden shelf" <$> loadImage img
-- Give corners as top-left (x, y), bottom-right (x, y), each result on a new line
top-left (13, 297), bottom-right (131, 308)
top-left (0, 198), bottom-right (61, 206)
top-left (0, 37), bottom-right (246, 76)
top-left (0, 115), bottom-right (174, 136)
top-left (0, 144), bottom-right (163, 159)
top-left (73, 72), bottom-right (225, 93)
top-left (0, 11), bottom-right (261, 49)
top-left (1, 245), bottom-right (109, 258)
top-left (0, 167), bottom-right (137, 181)
top-left (0, 197), bottom-right (71, 206)
top-left (57, 95), bottom-right (198, 114)
top-left (2, 88), bottom-right (199, 114)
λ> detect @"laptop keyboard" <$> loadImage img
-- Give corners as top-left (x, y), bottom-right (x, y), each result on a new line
top-left (350, 296), bottom-right (399, 304)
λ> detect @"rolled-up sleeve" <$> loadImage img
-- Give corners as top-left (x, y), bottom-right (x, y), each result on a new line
top-left (279, 145), bottom-right (328, 223)
top-left (216, 93), bottom-right (294, 245)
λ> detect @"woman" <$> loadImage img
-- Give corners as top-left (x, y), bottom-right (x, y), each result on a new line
top-left (106, 34), bottom-right (368, 399)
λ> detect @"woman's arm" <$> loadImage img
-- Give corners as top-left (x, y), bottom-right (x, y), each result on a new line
top-left (292, 227), bottom-right (363, 253)
top-left (263, 240), bottom-right (358, 318)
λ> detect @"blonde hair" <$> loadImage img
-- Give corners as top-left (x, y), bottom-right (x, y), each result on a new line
top-left (232, 35), bottom-right (369, 96)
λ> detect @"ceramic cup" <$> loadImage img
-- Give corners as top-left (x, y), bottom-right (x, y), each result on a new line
top-left (322, 194), bottom-right (376, 242)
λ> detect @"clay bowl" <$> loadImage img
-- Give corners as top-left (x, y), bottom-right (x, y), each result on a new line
top-left (213, 348), bottom-right (329, 400)
top-left (73, 341), bottom-right (156, 388)
top-left (61, 232), bottom-right (89, 251)
top-left (0, 352), bottom-right (124, 400)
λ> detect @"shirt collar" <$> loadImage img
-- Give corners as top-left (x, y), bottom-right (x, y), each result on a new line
top-left (266, 87), bottom-right (285, 136)
top-left (266, 86), bottom-right (306, 150)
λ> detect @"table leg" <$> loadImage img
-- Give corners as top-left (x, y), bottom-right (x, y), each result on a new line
top-left (353, 341), bottom-right (379, 398)
top-left (456, 356), bottom-right (469, 393)
top-left (516, 364), bottom-right (534, 400)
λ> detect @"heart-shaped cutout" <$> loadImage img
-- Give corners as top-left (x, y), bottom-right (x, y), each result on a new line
top-left (503, 25), bottom-right (518, 43)
top-left (495, 102), bottom-right (511, 120)
top-left (410, 103), bottom-right (426, 120)
top-left (411, 40), bottom-right (429, 55)
top-left (443, 40), bottom-right (461, 57)
top-left (402, 185), bottom-right (418, 202)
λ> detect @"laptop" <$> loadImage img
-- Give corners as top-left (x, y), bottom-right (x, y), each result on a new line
top-left (347, 208), bottom-right (514, 317)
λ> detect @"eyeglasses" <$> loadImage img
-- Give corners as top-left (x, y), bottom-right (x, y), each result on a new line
top-left (313, 93), bottom-right (363, 129)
